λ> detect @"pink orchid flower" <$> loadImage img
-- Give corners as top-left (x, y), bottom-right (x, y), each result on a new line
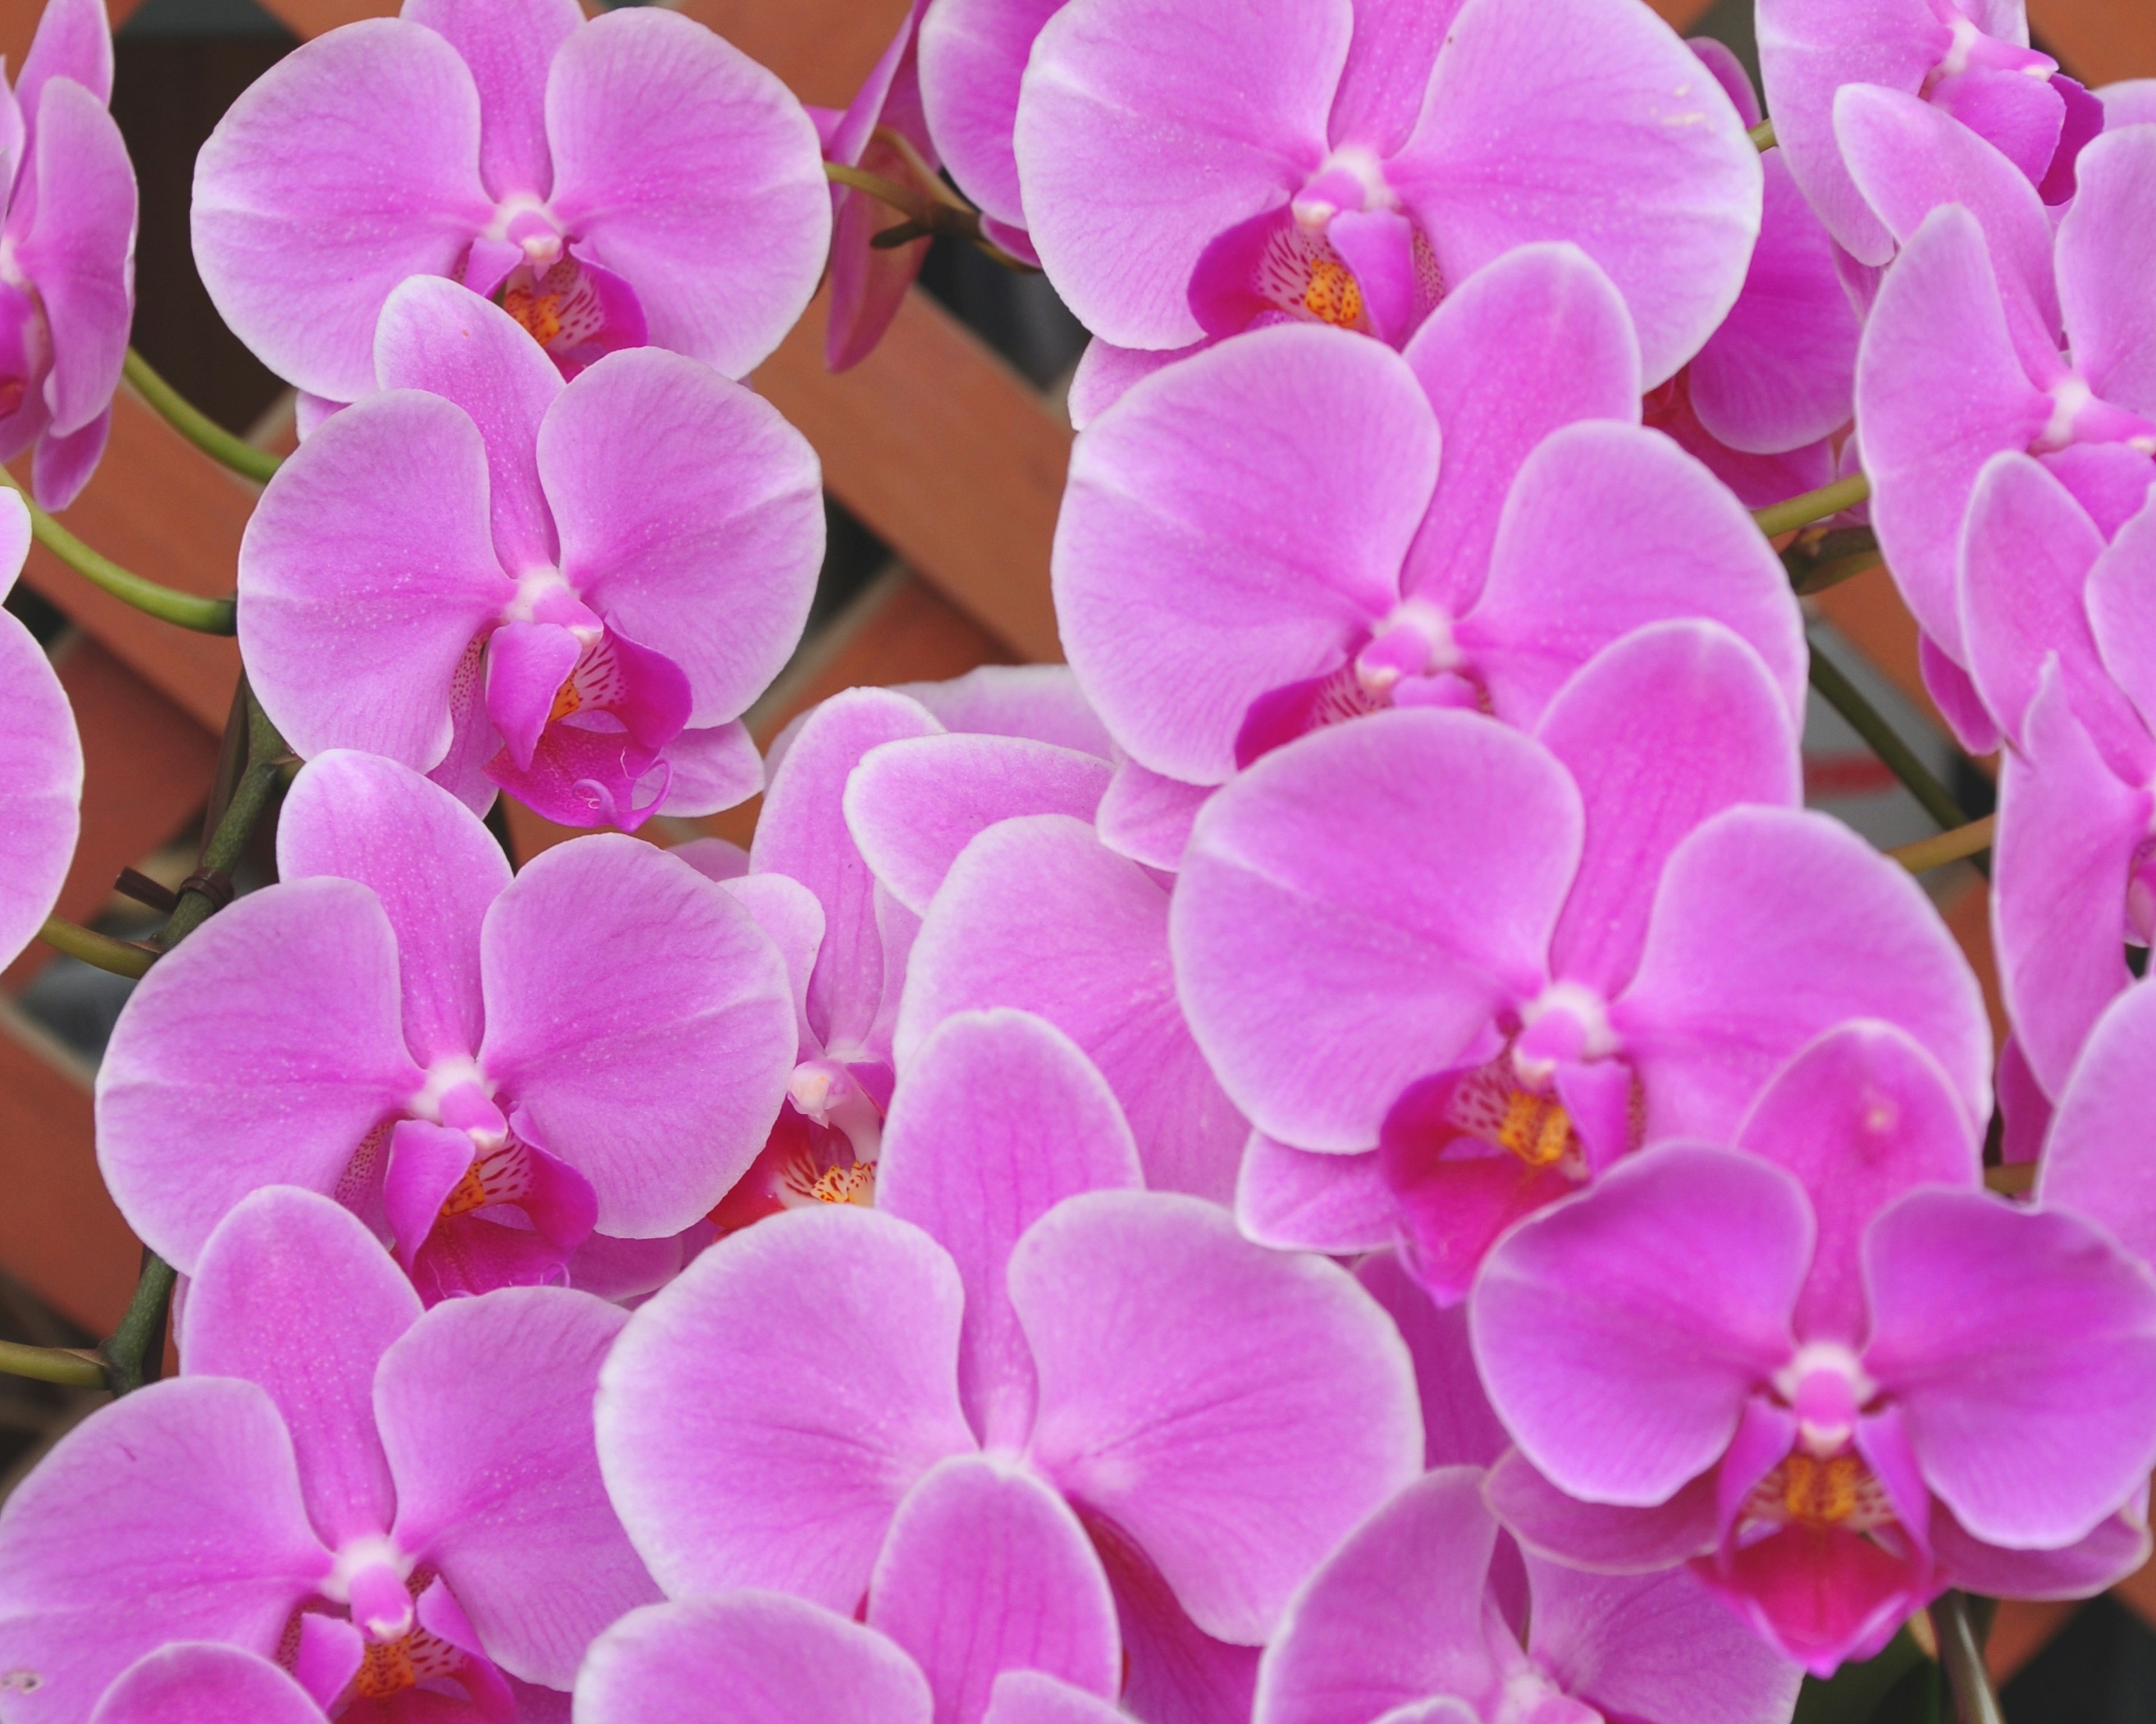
top-left (0, 1187), bottom-right (658, 1722)
top-left (1014, 0), bottom-right (1758, 387)
top-left (0, 0), bottom-right (136, 509)
top-left (1053, 246), bottom-right (1807, 794)
top-left (1173, 623), bottom-right (1992, 1301)
top-left (703, 673), bottom-right (1115, 1225)
top-left (2039, 977), bottom-right (2156, 1289)
top-left (238, 276), bottom-right (821, 830)
top-left (90, 1645), bottom-right (330, 1724)
top-left (1642, 43), bottom-right (1861, 509)
top-left (0, 490), bottom-right (79, 971)
top-left (1475, 1023), bottom-right (2156, 1676)
top-left (1951, 457), bottom-right (2156, 1095)
top-left (1254, 1469), bottom-right (1801, 1724)
top-left (1760, 0), bottom-right (2104, 263)
top-left (578, 1590), bottom-right (1126, 1724)
top-left (1847, 107), bottom-right (2156, 748)
top-left (192, 0), bottom-right (827, 403)
top-left (597, 1008), bottom-right (1421, 1724)
top-left (911, 0), bottom-right (1065, 270)
top-left (95, 751), bottom-right (796, 1302)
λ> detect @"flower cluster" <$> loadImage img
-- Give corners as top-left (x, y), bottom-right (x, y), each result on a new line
top-left (2, 0), bottom-right (2155, 1720)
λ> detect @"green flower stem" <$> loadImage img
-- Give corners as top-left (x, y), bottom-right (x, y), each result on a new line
top-left (1930, 1593), bottom-right (2004, 1724)
top-left (1886, 815), bottom-right (1995, 875)
top-left (1750, 118), bottom-right (1777, 150)
top-left (0, 1339), bottom-right (107, 1388)
top-left (35, 914), bottom-right (157, 978)
top-left (1755, 471), bottom-right (1872, 538)
top-left (155, 690), bottom-right (290, 952)
top-left (1808, 650), bottom-right (1983, 865)
top-left (99, 1253), bottom-right (178, 1397)
top-left (123, 348), bottom-right (283, 485)
top-left (822, 159), bottom-right (1039, 272)
top-left (0, 469), bottom-right (236, 634)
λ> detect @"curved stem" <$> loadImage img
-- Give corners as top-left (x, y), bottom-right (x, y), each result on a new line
top-left (1888, 815), bottom-right (1995, 875)
top-left (123, 349), bottom-right (283, 484)
top-left (1749, 118), bottom-right (1777, 150)
top-left (0, 469), bottom-right (237, 634)
top-left (0, 1338), bottom-right (107, 1388)
top-left (1808, 650), bottom-right (1981, 861)
top-left (99, 1252), bottom-right (177, 1396)
top-left (822, 160), bottom-right (1040, 272)
top-left (1755, 471), bottom-right (1872, 538)
top-left (1930, 1593), bottom-right (2004, 1724)
top-left (36, 914), bottom-right (158, 978)
top-left (156, 689), bottom-right (289, 950)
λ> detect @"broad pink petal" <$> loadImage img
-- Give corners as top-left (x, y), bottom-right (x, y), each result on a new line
top-left (90, 1644), bottom-right (330, 1724)
top-left (1096, 756), bottom-right (1211, 872)
top-left (847, 734), bottom-right (1113, 916)
top-left (1690, 149), bottom-right (1861, 455)
top-left (1930, 66), bottom-right (2066, 185)
top-left (1960, 454), bottom-right (2145, 769)
top-left (1993, 670), bottom-right (2149, 1099)
top-left (31, 403), bottom-right (110, 512)
top-left (899, 815), bottom-right (1245, 1201)
top-left (595, 1208), bottom-right (976, 1608)
top-left (1463, 424), bottom-right (1808, 730)
top-left (191, 19), bottom-right (494, 400)
top-left (1091, 1523), bottom-right (1261, 1724)
top-left (574, 1594), bottom-right (933, 1724)
top-left (654, 721), bottom-right (765, 819)
top-left (541, 347), bottom-right (821, 722)
top-left (377, 1287), bottom-right (656, 1686)
top-left (1014, 0), bottom-right (1347, 347)
top-left (0, 586), bottom-right (79, 972)
top-left (869, 1455), bottom-right (1120, 1724)
top-left (1735, 1022), bottom-right (1980, 1344)
top-left (916, 0), bottom-right (1059, 230)
top-left (95, 878), bottom-right (426, 1272)
top-left (1388, 0), bottom-right (1761, 387)
top-left (1537, 621), bottom-right (1800, 996)
top-left (892, 665), bottom-right (1112, 758)
top-left (1252, 1469), bottom-right (1501, 1724)
top-left (476, 836), bottom-right (794, 1236)
top-left (1614, 807), bottom-right (1994, 1143)
top-left (181, 1188), bottom-right (419, 1549)
top-left (1833, 84), bottom-right (2059, 335)
top-left (401, 0), bottom-right (581, 199)
top-left (1054, 326), bottom-right (1435, 785)
top-left (1238, 1135), bottom-right (1394, 1255)
top-left (1330, 0), bottom-right (1467, 154)
top-left (2041, 981), bottom-right (2156, 1265)
top-left (1529, 1558), bottom-right (1801, 1724)
top-left (753, 689), bottom-right (944, 1057)
top-left (2059, 126), bottom-right (2156, 419)
top-left (1066, 338), bottom-right (1195, 431)
top-left (18, 81), bottom-right (133, 438)
top-left (1397, 242), bottom-right (1639, 610)
top-left (1853, 203), bottom-right (2055, 656)
top-left (1928, 1502), bottom-right (2152, 1599)
top-left (545, 8), bottom-right (828, 378)
top-left (881, 1009), bottom-right (1141, 1447)
top-left (374, 277), bottom-right (563, 575)
top-left (1014, 1191), bottom-right (1423, 1643)
top-left (0, 1379), bottom-right (331, 1723)
top-left (981, 1672), bottom-right (1129, 1724)
top-left (2101, 80), bottom-right (2156, 125)
top-left (16, 0), bottom-right (112, 118)
top-left (238, 390), bottom-right (514, 771)
top-left (1472, 1146), bottom-right (1808, 1506)
top-left (1863, 1188), bottom-right (2156, 1547)
top-left (1356, 1252), bottom-right (1509, 1470)
top-left (1483, 1450), bottom-right (1719, 1573)
top-left (718, 871), bottom-right (824, 1054)
top-left (278, 751), bottom-right (508, 1068)
top-left (1173, 712), bottom-right (1576, 1151)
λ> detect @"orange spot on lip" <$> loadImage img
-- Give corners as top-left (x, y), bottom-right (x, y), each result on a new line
top-left (1302, 258), bottom-right (1364, 329)
top-left (355, 1637), bottom-right (418, 1700)
top-left (1496, 1089), bottom-right (1578, 1169)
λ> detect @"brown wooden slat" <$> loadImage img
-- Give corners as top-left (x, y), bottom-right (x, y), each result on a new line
top-left (1812, 566), bottom-right (1940, 733)
top-left (14, 387), bottom-right (248, 733)
top-left (2, 637), bottom-right (218, 989)
top-left (0, 1014), bottom-right (139, 1333)
top-left (754, 288), bottom-right (1066, 663)
top-left (2029, 0), bottom-right (2156, 84)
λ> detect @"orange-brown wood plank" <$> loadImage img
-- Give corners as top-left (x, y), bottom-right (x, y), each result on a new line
top-left (2, 638), bottom-right (219, 989)
top-left (755, 289), bottom-right (1066, 664)
top-left (1812, 566), bottom-right (1940, 733)
top-left (2030, 0), bottom-right (2156, 84)
top-left (13, 387), bottom-right (249, 733)
top-left (0, 1017), bottom-right (140, 1333)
